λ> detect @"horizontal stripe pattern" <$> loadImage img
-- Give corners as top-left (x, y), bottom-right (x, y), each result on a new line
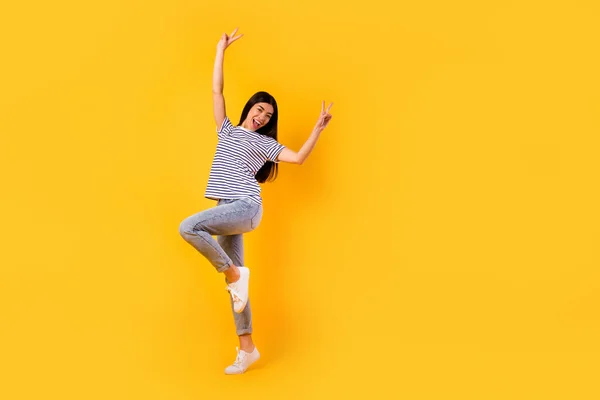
top-left (205, 117), bottom-right (285, 205)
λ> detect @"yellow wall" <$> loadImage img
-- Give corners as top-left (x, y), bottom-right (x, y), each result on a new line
top-left (1, 1), bottom-right (599, 398)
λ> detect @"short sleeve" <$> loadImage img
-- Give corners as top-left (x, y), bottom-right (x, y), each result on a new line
top-left (217, 116), bottom-right (234, 138)
top-left (264, 138), bottom-right (286, 163)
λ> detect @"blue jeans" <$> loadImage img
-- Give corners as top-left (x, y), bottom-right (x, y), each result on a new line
top-left (179, 197), bottom-right (263, 336)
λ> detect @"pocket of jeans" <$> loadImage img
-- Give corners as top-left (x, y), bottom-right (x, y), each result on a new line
top-left (250, 206), bottom-right (263, 229)
top-left (238, 197), bottom-right (254, 207)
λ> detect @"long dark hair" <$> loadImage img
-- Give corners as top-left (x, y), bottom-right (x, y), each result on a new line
top-left (238, 91), bottom-right (279, 183)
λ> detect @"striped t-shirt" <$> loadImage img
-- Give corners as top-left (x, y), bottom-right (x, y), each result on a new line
top-left (205, 116), bottom-right (286, 205)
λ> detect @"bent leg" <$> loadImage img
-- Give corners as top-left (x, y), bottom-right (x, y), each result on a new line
top-left (218, 234), bottom-right (253, 336)
top-left (179, 200), bottom-right (256, 273)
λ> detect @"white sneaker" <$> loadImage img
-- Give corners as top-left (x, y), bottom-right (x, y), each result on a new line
top-left (226, 266), bottom-right (250, 313)
top-left (224, 346), bottom-right (260, 375)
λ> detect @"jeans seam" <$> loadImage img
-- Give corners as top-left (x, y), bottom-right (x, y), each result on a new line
top-left (250, 206), bottom-right (262, 229)
top-left (195, 231), bottom-right (232, 272)
top-left (191, 207), bottom-right (252, 233)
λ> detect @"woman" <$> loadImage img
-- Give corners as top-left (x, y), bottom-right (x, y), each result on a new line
top-left (179, 28), bottom-right (333, 374)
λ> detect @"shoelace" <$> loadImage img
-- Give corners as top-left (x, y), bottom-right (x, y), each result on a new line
top-left (226, 286), bottom-right (241, 303)
top-left (233, 347), bottom-right (247, 367)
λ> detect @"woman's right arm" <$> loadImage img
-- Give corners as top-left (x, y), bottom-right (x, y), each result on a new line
top-left (213, 28), bottom-right (243, 129)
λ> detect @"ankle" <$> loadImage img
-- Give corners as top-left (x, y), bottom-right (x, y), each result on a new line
top-left (240, 344), bottom-right (255, 353)
top-left (239, 334), bottom-right (254, 353)
top-left (225, 265), bottom-right (240, 283)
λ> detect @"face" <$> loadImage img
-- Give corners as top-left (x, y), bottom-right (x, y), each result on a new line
top-left (242, 102), bottom-right (274, 131)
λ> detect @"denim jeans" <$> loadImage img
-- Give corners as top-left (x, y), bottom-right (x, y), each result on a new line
top-left (179, 197), bottom-right (263, 336)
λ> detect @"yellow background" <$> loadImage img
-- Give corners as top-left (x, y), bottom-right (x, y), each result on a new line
top-left (1, 0), bottom-right (599, 398)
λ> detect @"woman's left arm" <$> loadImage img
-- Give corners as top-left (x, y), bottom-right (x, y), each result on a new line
top-left (277, 101), bottom-right (333, 165)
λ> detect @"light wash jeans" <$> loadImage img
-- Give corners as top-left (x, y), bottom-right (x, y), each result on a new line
top-left (179, 197), bottom-right (263, 336)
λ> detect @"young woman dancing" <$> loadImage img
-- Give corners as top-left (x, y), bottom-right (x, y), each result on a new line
top-left (179, 28), bottom-right (333, 374)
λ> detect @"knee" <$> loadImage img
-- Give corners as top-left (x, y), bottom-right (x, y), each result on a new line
top-left (179, 219), bottom-right (194, 239)
top-left (179, 217), bottom-right (208, 239)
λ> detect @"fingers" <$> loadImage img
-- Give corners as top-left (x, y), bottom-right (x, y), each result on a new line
top-left (225, 27), bottom-right (243, 45)
top-left (221, 28), bottom-right (243, 47)
top-left (321, 101), bottom-right (333, 113)
top-left (317, 101), bottom-right (333, 129)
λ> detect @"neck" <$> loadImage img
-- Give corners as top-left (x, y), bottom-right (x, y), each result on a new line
top-left (240, 120), bottom-right (252, 130)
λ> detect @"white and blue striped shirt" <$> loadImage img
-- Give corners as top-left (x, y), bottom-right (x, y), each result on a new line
top-left (205, 116), bottom-right (285, 205)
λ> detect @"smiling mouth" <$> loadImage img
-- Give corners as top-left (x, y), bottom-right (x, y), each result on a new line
top-left (252, 119), bottom-right (261, 129)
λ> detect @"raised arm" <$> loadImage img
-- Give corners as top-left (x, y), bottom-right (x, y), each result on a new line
top-left (277, 101), bottom-right (333, 165)
top-left (213, 28), bottom-right (243, 129)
